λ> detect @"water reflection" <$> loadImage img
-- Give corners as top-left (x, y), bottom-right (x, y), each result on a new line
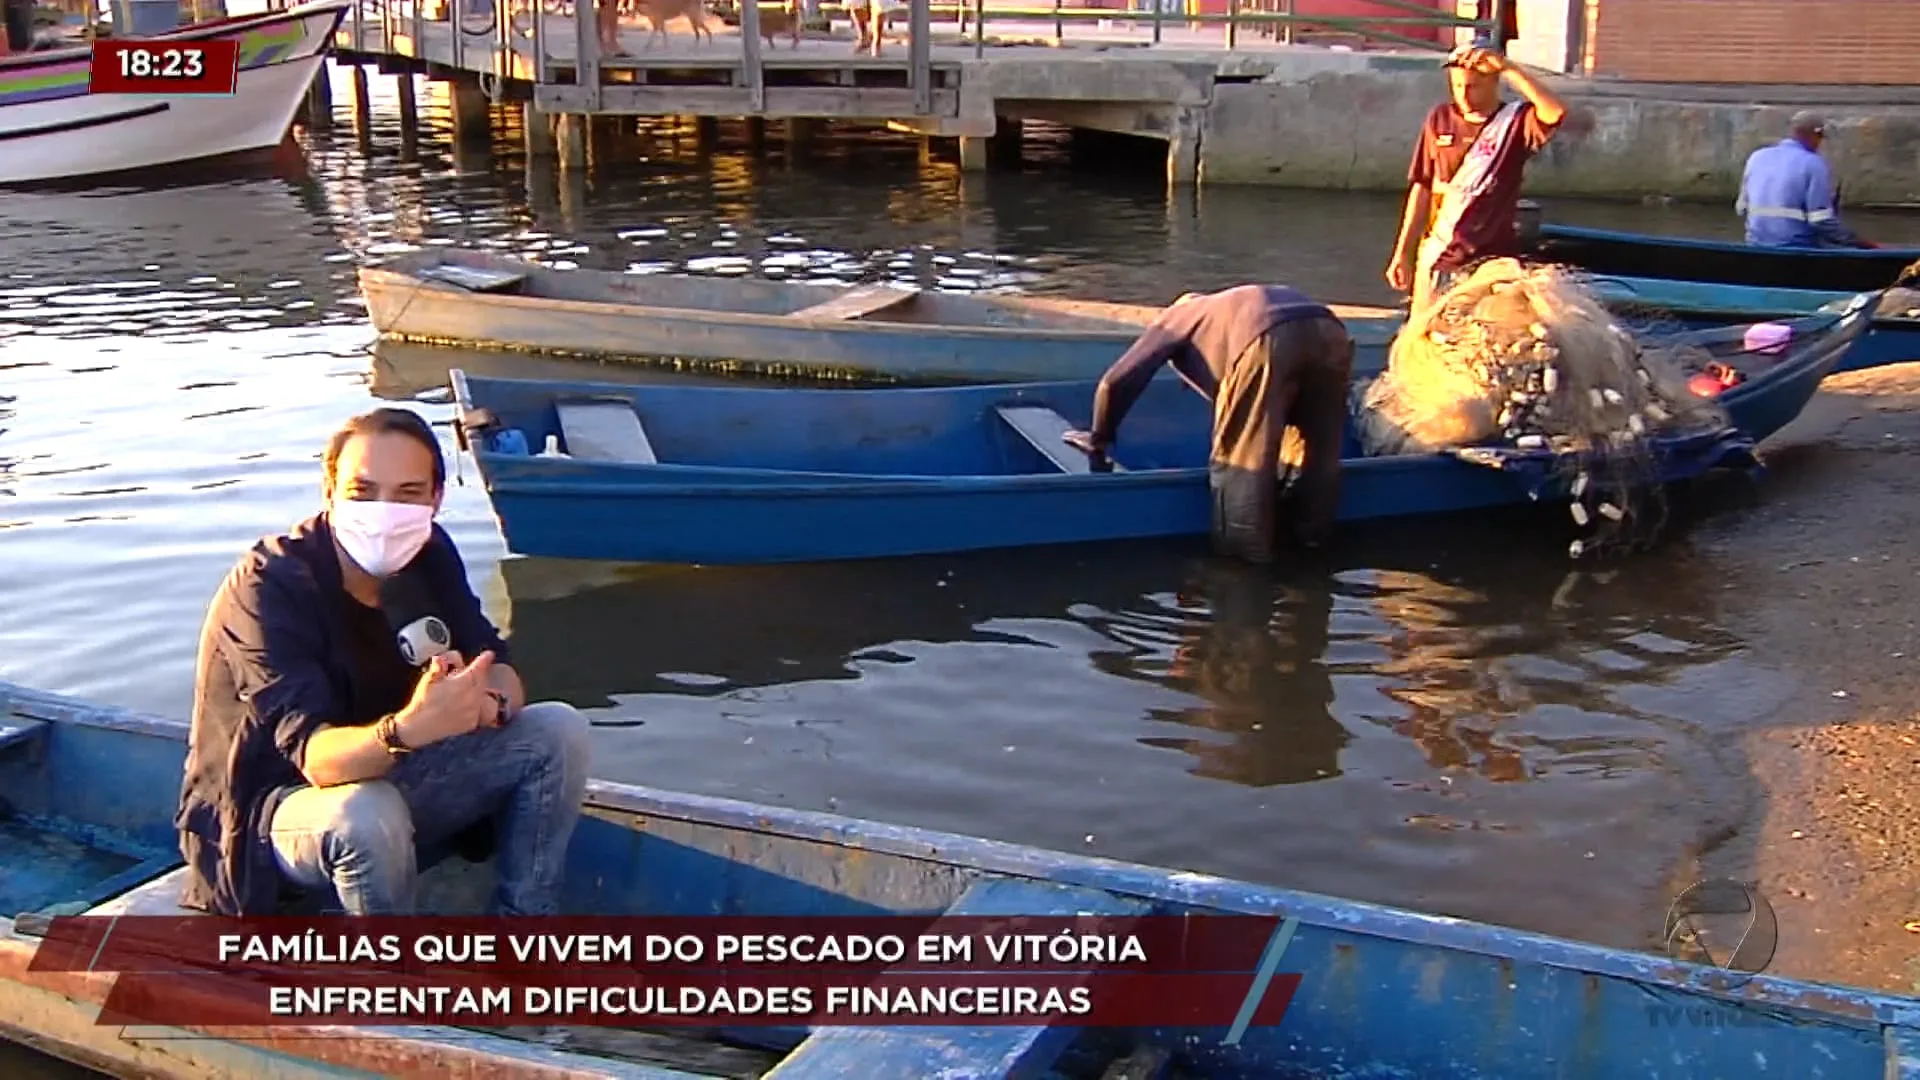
top-left (1137, 564), bottom-right (1347, 787)
top-left (0, 62), bottom-right (1849, 952)
top-left (493, 509), bottom-right (1741, 803)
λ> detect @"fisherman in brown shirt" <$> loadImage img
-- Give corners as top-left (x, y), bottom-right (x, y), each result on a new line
top-left (1384, 37), bottom-right (1567, 314)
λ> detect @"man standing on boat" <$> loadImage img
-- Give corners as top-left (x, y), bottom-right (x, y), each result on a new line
top-left (1385, 37), bottom-right (1567, 314)
top-left (1061, 286), bottom-right (1354, 565)
top-left (1736, 112), bottom-right (1877, 250)
top-left (176, 408), bottom-right (591, 917)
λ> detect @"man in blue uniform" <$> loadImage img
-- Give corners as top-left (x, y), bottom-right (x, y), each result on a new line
top-left (1736, 111), bottom-right (1875, 250)
top-left (1062, 286), bottom-right (1354, 564)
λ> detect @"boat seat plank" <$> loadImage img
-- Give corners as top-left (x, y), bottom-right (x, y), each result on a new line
top-left (997, 405), bottom-right (1127, 474)
top-left (0, 716), bottom-right (48, 757)
top-left (418, 263), bottom-right (530, 293)
top-left (558, 399), bottom-right (659, 465)
top-left (765, 879), bottom-right (1150, 1080)
top-left (786, 284), bottom-right (920, 322)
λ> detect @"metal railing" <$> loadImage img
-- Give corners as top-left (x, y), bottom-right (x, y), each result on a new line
top-left (339, 0), bottom-right (1497, 118)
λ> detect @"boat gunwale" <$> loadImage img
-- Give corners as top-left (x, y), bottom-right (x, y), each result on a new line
top-left (359, 257), bottom-right (1404, 344)
top-left (1539, 223), bottom-right (1920, 262)
top-left (0, 941), bottom-right (692, 1080)
top-left (360, 264), bottom-right (1177, 345)
top-left (451, 307), bottom-right (1866, 493)
top-left (4, 680), bottom-right (1920, 1038)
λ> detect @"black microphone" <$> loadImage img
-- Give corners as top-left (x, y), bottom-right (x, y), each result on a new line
top-left (378, 571), bottom-right (452, 668)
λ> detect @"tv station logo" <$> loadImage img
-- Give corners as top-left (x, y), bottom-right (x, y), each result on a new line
top-left (88, 39), bottom-right (240, 96)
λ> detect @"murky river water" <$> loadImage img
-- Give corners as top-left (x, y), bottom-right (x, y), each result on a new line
top-left (3, 72), bottom-right (1916, 1053)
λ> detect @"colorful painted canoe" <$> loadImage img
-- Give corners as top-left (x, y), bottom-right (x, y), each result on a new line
top-left (3, 677), bottom-right (1918, 1078)
top-left (446, 294), bottom-right (1874, 565)
top-left (0, 0), bottom-right (348, 186)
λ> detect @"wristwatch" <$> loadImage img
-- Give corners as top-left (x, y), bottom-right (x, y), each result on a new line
top-left (376, 713), bottom-right (412, 757)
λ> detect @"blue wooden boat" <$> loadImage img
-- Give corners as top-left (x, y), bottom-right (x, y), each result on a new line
top-left (358, 248), bottom-right (1406, 383)
top-left (4, 679), bottom-right (1919, 1078)
top-left (1587, 275), bottom-right (1920, 374)
top-left (447, 295), bottom-right (1875, 565)
top-left (1528, 222), bottom-right (1920, 292)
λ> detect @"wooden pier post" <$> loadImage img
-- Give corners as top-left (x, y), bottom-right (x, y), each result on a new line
top-left (305, 64), bottom-right (333, 128)
top-left (957, 135), bottom-right (988, 172)
top-left (555, 114), bottom-right (588, 170)
top-left (450, 80), bottom-right (492, 145)
top-left (694, 116), bottom-right (720, 153)
top-left (525, 102), bottom-right (556, 158)
top-left (350, 66), bottom-right (371, 135)
top-left (746, 117), bottom-right (767, 153)
top-left (785, 117), bottom-right (817, 159)
top-left (396, 74), bottom-right (419, 146)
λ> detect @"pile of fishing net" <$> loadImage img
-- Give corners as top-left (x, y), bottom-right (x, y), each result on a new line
top-left (1354, 258), bottom-right (1734, 558)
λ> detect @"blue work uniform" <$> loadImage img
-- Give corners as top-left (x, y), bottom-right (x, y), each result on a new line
top-left (1735, 139), bottom-right (1863, 249)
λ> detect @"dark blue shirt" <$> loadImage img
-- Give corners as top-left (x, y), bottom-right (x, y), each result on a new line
top-left (1090, 285), bottom-right (1334, 444)
top-left (174, 512), bottom-right (510, 915)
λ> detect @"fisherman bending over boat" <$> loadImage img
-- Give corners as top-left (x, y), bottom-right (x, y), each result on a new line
top-left (1062, 285), bottom-right (1354, 564)
top-left (175, 408), bottom-right (591, 916)
top-left (1736, 112), bottom-right (1877, 250)
top-left (1385, 37), bottom-right (1566, 314)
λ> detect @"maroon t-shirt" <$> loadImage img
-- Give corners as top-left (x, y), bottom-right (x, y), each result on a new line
top-left (1407, 100), bottom-right (1558, 273)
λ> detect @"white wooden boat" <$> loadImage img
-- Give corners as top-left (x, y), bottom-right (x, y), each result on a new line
top-left (360, 248), bottom-right (1406, 383)
top-left (0, 0), bottom-right (348, 186)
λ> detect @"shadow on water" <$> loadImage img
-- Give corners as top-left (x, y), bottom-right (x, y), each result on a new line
top-left (485, 497), bottom-right (1765, 946)
top-left (0, 64), bottom-right (1880, 971)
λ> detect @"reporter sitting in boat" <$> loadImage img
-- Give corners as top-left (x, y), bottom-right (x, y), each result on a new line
top-left (175, 408), bottom-right (591, 917)
top-left (1062, 285), bottom-right (1354, 565)
top-left (1736, 111), bottom-right (1877, 250)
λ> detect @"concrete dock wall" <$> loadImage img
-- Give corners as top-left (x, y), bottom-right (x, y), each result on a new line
top-left (1199, 70), bottom-right (1920, 202)
top-left (973, 53), bottom-right (1920, 203)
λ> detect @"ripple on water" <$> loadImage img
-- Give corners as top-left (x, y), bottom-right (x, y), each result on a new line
top-left (0, 67), bottom-right (1824, 954)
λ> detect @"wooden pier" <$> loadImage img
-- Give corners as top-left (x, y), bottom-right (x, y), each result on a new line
top-left (327, 0), bottom-right (1491, 183)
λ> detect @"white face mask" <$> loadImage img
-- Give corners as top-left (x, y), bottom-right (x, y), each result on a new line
top-left (329, 500), bottom-right (436, 578)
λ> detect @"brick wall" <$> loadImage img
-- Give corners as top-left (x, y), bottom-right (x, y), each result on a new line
top-left (1583, 0), bottom-right (1920, 85)
top-left (1452, 0), bottom-right (1581, 73)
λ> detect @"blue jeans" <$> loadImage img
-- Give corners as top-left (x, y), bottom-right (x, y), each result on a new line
top-left (268, 702), bottom-right (591, 915)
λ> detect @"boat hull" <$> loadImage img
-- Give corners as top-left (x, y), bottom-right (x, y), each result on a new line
top-left (451, 299), bottom-right (1869, 564)
top-left (0, 1), bottom-right (346, 185)
top-left (1, 678), bottom-right (1917, 1079)
top-left (358, 249), bottom-right (1405, 383)
top-left (1591, 275), bottom-right (1920, 374)
top-left (1530, 222), bottom-right (1920, 292)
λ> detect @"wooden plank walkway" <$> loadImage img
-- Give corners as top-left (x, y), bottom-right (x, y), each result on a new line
top-left (335, 11), bottom-right (989, 119)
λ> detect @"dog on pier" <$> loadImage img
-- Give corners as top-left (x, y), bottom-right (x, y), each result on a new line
top-left (750, 0), bottom-right (806, 49)
top-left (629, 0), bottom-right (716, 48)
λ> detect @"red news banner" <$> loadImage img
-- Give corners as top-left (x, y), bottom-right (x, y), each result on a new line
top-left (28, 915), bottom-right (1303, 1029)
top-left (89, 39), bottom-right (240, 96)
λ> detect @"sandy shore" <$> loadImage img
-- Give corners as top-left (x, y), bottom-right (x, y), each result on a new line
top-left (1684, 360), bottom-right (1920, 995)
